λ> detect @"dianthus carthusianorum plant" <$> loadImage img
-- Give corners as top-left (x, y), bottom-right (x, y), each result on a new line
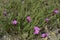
top-left (0, 0), bottom-right (60, 40)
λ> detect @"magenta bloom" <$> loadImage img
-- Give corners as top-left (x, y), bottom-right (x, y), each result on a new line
top-left (34, 30), bottom-right (40, 34)
top-left (34, 26), bottom-right (40, 31)
top-left (34, 26), bottom-right (41, 34)
top-left (12, 20), bottom-right (17, 25)
top-left (54, 9), bottom-right (59, 14)
top-left (45, 18), bottom-right (49, 23)
top-left (41, 33), bottom-right (48, 38)
top-left (52, 9), bottom-right (59, 16)
top-left (26, 16), bottom-right (31, 22)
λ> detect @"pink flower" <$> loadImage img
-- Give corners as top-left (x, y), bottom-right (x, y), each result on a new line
top-left (12, 20), bottom-right (17, 25)
top-left (34, 30), bottom-right (40, 34)
top-left (41, 33), bottom-right (48, 38)
top-left (26, 16), bottom-right (31, 22)
top-left (54, 9), bottom-right (59, 14)
top-left (34, 26), bottom-right (40, 31)
top-left (34, 26), bottom-right (41, 34)
top-left (52, 9), bottom-right (59, 16)
top-left (45, 18), bottom-right (49, 23)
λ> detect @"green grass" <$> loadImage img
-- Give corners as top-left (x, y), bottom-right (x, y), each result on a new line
top-left (0, 0), bottom-right (60, 40)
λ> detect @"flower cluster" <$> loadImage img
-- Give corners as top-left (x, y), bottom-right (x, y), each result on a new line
top-left (34, 26), bottom-right (48, 38)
